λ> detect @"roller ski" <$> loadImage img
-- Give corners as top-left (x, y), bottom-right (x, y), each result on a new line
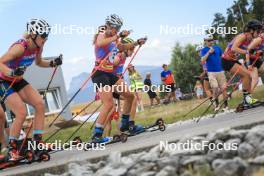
top-left (0, 139), bottom-right (50, 170)
top-left (120, 118), bottom-right (166, 137)
top-left (0, 139), bottom-right (34, 168)
top-left (30, 139), bottom-right (51, 162)
top-left (83, 127), bottom-right (128, 151)
top-left (0, 152), bottom-right (33, 170)
top-left (236, 96), bottom-right (264, 113)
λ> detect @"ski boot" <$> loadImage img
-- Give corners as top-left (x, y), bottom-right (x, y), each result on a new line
top-left (236, 95), bottom-right (259, 112)
top-left (7, 140), bottom-right (25, 162)
top-left (31, 135), bottom-right (50, 162)
top-left (120, 116), bottom-right (130, 132)
top-left (91, 127), bottom-right (111, 144)
top-left (128, 121), bottom-right (145, 135)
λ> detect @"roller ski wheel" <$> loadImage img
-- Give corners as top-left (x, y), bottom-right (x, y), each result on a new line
top-left (72, 136), bottom-right (82, 145)
top-left (25, 150), bottom-right (34, 163)
top-left (113, 134), bottom-right (127, 143)
top-left (83, 143), bottom-right (92, 151)
top-left (7, 149), bottom-right (23, 162)
top-left (128, 125), bottom-right (134, 133)
top-left (235, 104), bottom-right (244, 113)
top-left (120, 133), bottom-right (128, 143)
top-left (159, 124), bottom-right (166, 131)
top-left (113, 134), bottom-right (121, 142)
top-left (38, 151), bottom-right (50, 162)
top-left (156, 118), bottom-right (164, 126)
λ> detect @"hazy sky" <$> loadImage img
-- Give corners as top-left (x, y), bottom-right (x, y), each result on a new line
top-left (0, 0), bottom-right (234, 89)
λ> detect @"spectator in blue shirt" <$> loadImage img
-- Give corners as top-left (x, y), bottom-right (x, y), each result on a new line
top-left (201, 34), bottom-right (228, 111)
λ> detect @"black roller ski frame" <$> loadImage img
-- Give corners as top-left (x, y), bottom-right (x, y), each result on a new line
top-left (83, 133), bottom-right (128, 151)
top-left (123, 118), bottom-right (166, 137)
top-left (235, 101), bottom-right (264, 113)
top-left (0, 138), bottom-right (50, 170)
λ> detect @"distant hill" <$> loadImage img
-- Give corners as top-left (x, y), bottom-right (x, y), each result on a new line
top-left (67, 65), bottom-right (162, 104)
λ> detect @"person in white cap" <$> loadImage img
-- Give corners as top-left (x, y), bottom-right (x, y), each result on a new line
top-left (201, 34), bottom-right (228, 111)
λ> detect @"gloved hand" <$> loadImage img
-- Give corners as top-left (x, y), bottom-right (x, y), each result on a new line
top-left (119, 30), bottom-right (131, 38)
top-left (136, 37), bottom-right (148, 46)
top-left (9, 66), bottom-right (26, 77)
top-left (50, 54), bottom-right (63, 67)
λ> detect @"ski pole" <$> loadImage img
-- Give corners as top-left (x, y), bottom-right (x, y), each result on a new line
top-left (0, 78), bottom-right (17, 103)
top-left (210, 79), bottom-right (242, 119)
top-left (43, 66), bottom-right (59, 100)
top-left (88, 39), bottom-right (146, 133)
top-left (94, 44), bottom-right (144, 130)
top-left (90, 114), bottom-right (99, 130)
top-left (121, 45), bottom-right (142, 76)
top-left (48, 50), bottom-right (114, 128)
top-left (63, 104), bottom-right (102, 144)
top-left (18, 65), bottom-right (59, 152)
top-left (210, 51), bottom-right (263, 118)
top-left (183, 97), bottom-right (211, 118)
top-left (45, 99), bottom-right (97, 142)
top-left (195, 66), bottom-right (242, 122)
top-left (185, 64), bottom-right (241, 119)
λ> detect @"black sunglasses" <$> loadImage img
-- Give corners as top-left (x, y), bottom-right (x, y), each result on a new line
top-left (40, 33), bottom-right (49, 40)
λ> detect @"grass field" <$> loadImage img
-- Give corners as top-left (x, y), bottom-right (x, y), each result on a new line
top-left (44, 86), bottom-right (264, 143)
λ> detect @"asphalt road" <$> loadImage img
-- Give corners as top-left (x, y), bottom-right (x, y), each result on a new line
top-left (1, 106), bottom-right (264, 176)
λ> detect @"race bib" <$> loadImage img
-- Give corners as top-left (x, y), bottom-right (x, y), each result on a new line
top-left (109, 48), bottom-right (119, 64)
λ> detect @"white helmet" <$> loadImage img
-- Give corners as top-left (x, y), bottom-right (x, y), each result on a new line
top-left (105, 14), bottom-right (123, 31)
top-left (26, 18), bottom-right (50, 38)
top-left (196, 45), bottom-right (203, 52)
top-left (204, 34), bottom-right (214, 41)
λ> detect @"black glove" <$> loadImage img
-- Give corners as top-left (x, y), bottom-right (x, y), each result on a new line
top-left (50, 54), bottom-right (63, 67)
top-left (10, 66), bottom-right (26, 77)
top-left (136, 37), bottom-right (147, 46)
top-left (119, 30), bottom-right (130, 38)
